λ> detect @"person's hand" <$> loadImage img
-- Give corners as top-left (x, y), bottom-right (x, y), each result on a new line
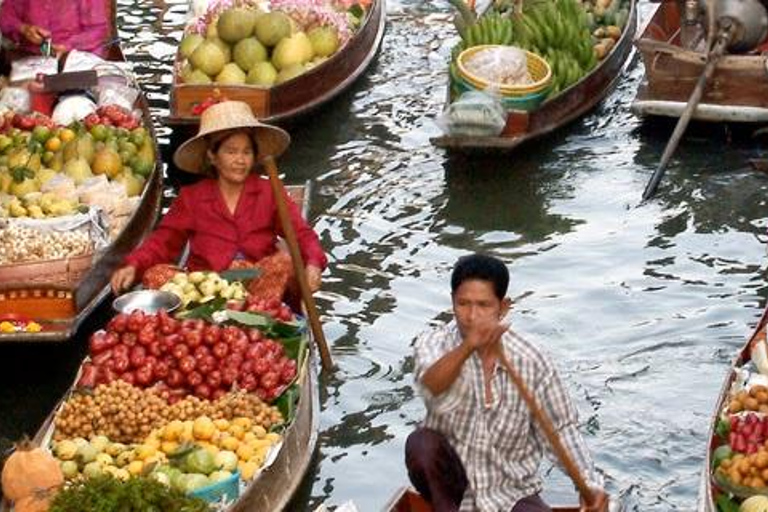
top-left (306, 264), bottom-right (322, 293)
top-left (19, 24), bottom-right (50, 45)
top-left (462, 319), bottom-right (509, 355)
top-left (111, 266), bottom-right (137, 294)
top-left (579, 489), bottom-right (609, 512)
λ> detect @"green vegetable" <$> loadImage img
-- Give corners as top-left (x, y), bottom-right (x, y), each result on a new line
top-left (712, 444), bottom-right (733, 470)
top-left (49, 475), bottom-right (211, 512)
top-left (716, 417), bottom-right (731, 439)
top-left (181, 447), bottom-right (217, 475)
top-left (716, 493), bottom-right (739, 512)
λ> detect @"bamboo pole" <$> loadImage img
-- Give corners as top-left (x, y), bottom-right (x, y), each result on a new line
top-left (262, 155), bottom-right (333, 371)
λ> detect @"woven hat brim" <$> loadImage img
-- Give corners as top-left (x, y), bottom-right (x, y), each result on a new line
top-left (173, 122), bottom-right (291, 174)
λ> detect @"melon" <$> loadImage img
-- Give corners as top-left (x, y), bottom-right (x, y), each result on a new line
top-left (271, 32), bottom-right (314, 70)
top-left (254, 12), bottom-right (292, 47)
top-left (180, 33), bottom-right (204, 59)
top-left (217, 7), bottom-right (257, 43)
top-left (216, 63), bottom-right (247, 84)
top-left (190, 41), bottom-right (227, 76)
top-left (308, 26), bottom-right (339, 57)
top-left (233, 38), bottom-right (267, 71)
top-left (246, 62), bottom-right (278, 87)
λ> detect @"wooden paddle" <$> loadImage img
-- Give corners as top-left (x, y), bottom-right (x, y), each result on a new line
top-left (498, 350), bottom-right (605, 510)
top-left (262, 155), bottom-right (334, 371)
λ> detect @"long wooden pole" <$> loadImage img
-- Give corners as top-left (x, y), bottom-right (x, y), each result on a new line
top-left (262, 155), bottom-right (334, 371)
top-left (498, 352), bottom-right (603, 509)
top-left (641, 24), bottom-right (733, 201)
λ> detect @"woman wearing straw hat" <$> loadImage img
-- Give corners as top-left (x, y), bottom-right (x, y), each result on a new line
top-left (110, 100), bottom-right (327, 296)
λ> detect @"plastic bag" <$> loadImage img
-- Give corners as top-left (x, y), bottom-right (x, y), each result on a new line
top-left (463, 46), bottom-right (531, 86)
top-left (52, 94), bottom-right (97, 125)
top-left (0, 87), bottom-right (30, 113)
top-left (62, 49), bottom-right (106, 73)
top-left (9, 56), bottom-right (58, 83)
top-left (437, 90), bottom-right (507, 137)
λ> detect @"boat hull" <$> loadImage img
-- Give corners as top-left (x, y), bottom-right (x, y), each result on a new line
top-left (382, 487), bottom-right (580, 512)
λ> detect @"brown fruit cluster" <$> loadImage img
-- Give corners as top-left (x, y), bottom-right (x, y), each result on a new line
top-left (717, 448), bottom-right (768, 488)
top-left (729, 385), bottom-right (768, 414)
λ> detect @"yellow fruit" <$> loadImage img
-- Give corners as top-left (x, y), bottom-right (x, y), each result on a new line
top-left (265, 432), bottom-right (281, 443)
top-left (160, 441), bottom-right (179, 455)
top-left (229, 424), bottom-right (246, 440)
top-left (238, 460), bottom-right (258, 480)
top-left (127, 460), bottom-right (144, 475)
top-left (214, 419), bottom-right (230, 431)
top-left (91, 148), bottom-right (122, 178)
top-left (45, 137), bottom-right (62, 152)
top-left (243, 432), bottom-right (258, 444)
top-left (252, 425), bottom-right (267, 439)
top-left (220, 436), bottom-right (240, 452)
top-left (135, 444), bottom-right (157, 460)
top-left (59, 128), bottom-right (76, 143)
top-left (193, 416), bottom-right (216, 441)
top-left (232, 417), bottom-right (253, 430)
top-left (236, 444), bottom-right (255, 461)
top-left (163, 420), bottom-right (184, 442)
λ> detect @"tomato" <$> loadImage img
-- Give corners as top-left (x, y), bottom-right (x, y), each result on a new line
top-left (154, 360), bottom-right (170, 380)
top-left (121, 332), bottom-right (138, 347)
top-left (184, 329), bottom-right (203, 348)
top-left (206, 369), bottom-right (222, 389)
top-left (212, 342), bottom-right (229, 360)
top-left (89, 331), bottom-right (110, 354)
top-left (77, 363), bottom-right (98, 388)
top-left (279, 306), bottom-right (294, 322)
top-left (138, 325), bottom-right (156, 346)
top-left (113, 354), bottom-right (130, 373)
top-left (193, 345), bottom-right (211, 361)
top-left (203, 324), bottom-right (222, 346)
top-left (221, 365), bottom-right (239, 387)
top-left (159, 315), bottom-right (179, 335)
top-left (127, 310), bottom-right (146, 332)
top-left (261, 371), bottom-right (279, 390)
top-left (113, 343), bottom-right (129, 358)
top-left (166, 368), bottom-right (184, 388)
top-left (194, 383), bottom-right (212, 400)
top-left (268, 341), bottom-right (285, 358)
top-left (253, 359), bottom-right (270, 376)
top-left (119, 371), bottom-right (136, 385)
top-left (135, 365), bottom-right (154, 386)
top-left (148, 340), bottom-right (164, 357)
top-left (129, 346), bottom-right (147, 369)
top-left (186, 370), bottom-right (203, 388)
top-left (179, 355), bottom-right (196, 374)
top-left (171, 343), bottom-right (190, 360)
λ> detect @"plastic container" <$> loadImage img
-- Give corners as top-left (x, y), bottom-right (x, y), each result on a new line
top-left (457, 45), bottom-right (552, 97)
top-left (452, 73), bottom-right (551, 112)
top-left (189, 470), bottom-right (241, 503)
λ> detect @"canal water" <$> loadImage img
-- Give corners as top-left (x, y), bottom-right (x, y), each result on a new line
top-left (3, 0), bottom-right (768, 510)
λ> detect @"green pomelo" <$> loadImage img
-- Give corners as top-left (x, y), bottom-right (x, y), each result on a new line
top-left (276, 63), bottom-right (306, 84)
top-left (206, 18), bottom-right (218, 39)
top-left (187, 69), bottom-right (213, 84)
top-left (246, 61), bottom-right (278, 86)
top-left (254, 12), bottom-right (293, 47)
top-left (208, 37), bottom-right (232, 62)
top-left (271, 32), bottom-right (314, 70)
top-left (217, 7), bottom-right (257, 43)
top-left (234, 37), bottom-right (267, 71)
top-left (179, 33), bottom-right (204, 59)
top-left (307, 26), bottom-right (339, 57)
top-left (215, 63), bottom-right (247, 84)
top-left (190, 41), bottom-right (227, 76)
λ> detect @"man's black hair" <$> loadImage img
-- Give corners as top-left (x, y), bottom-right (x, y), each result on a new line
top-left (450, 254), bottom-right (509, 300)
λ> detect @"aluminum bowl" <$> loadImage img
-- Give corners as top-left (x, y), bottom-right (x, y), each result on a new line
top-left (112, 290), bottom-right (181, 314)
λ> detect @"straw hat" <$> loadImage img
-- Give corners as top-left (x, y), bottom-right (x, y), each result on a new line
top-left (173, 101), bottom-right (290, 174)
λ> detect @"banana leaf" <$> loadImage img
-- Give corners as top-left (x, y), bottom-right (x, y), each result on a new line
top-left (225, 310), bottom-right (304, 340)
top-left (175, 297), bottom-right (227, 321)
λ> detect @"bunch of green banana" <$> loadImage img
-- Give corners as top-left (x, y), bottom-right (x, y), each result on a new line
top-left (460, 11), bottom-right (516, 48)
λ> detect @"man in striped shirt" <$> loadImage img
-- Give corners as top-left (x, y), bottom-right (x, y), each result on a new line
top-left (406, 254), bottom-right (607, 512)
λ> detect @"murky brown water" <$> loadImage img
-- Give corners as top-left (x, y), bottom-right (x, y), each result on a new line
top-left (3, 0), bottom-right (768, 510)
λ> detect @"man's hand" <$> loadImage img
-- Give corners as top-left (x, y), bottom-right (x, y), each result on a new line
top-left (579, 489), bottom-right (609, 512)
top-left (462, 319), bottom-right (509, 356)
top-left (305, 264), bottom-right (322, 293)
top-left (111, 266), bottom-right (137, 294)
top-left (20, 24), bottom-right (50, 45)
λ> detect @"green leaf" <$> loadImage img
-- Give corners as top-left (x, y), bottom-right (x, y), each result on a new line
top-left (176, 297), bottom-right (226, 321)
top-left (274, 383), bottom-right (300, 423)
top-left (219, 267), bottom-right (261, 283)
top-left (280, 335), bottom-right (306, 363)
top-left (225, 310), bottom-right (304, 340)
top-left (715, 417), bottom-right (731, 439)
top-left (715, 493), bottom-right (739, 512)
top-left (349, 4), bottom-right (364, 18)
top-left (10, 166), bottom-right (27, 183)
top-left (226, 309), bottom-right (272, 327)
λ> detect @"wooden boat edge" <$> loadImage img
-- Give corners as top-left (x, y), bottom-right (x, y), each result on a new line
top-left (429, 0), bottom-right (638, 153)
top-left (382, 487), bottom-right (580, 512)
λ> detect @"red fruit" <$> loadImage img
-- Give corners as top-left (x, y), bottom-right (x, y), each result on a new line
top-left (97, 367), bottom-right (117, 385)
top-left (226, 300), bottom-right (245, 311)
top-left (261, 371), bottom-right (279, 390)
top-left (197, 355), bottom-right (215, 375)
top-left (119, 371), bottom-right (136, 385)
top-left (148, 340), bottom-right (164, 357)
top-left (77, 363), bottom-right (98, 388)
top-left (240, 373), bottom-right (258, 391)
top-left (734, 433), bottom-right (747, 453)
top-left (203, 325), bottom-right (222, 346)
top-left (89, 331), bottom-right (111, 355)
top-left (141, 264), bottom-right (178, 289)
top-left (184, 329), bottom-right (203, 348)
top-left (193, 345), bottom-right (211, 361)
top-left (222, 326), bottom-right (244, 345)
top-left (166, 369), bottom-right (184, 388)
top-left (253, 359), bottom-right (270, 376)
top-left (212, 342), bottom-right (229, 359)
top-left (240, 360), bottom-right (254, 375)
top-left (127, 310), bottom-right (146, 332)
top-left (221, 366), bottom-right (239, 387)
top-left (206, 370), bottom-right (222, 389)
top-left (247, 329), bottom-right (263, 343)
top-left (194, 383), bottom-right (212, 400)
top-left (225, 353), bottom-right (244, 368)
top-left (172, 343), bottom-right (190, 360)
top-left (92, 349), bottom-right (114, 367)
top-left (181, 319), bottom-right (205, 331)
top-left (281, 360), bottom-right (297, 383)
top-left (138, 325), bottom-right (156, 346)
top-left (129, 346), bottom-right (147, 369)
top-left (255, 388), bottom-right (269, 401)
top-left (108, 314), bottom-right (129, 333)
top-left (159, 315), bottom-right (179, 335)
top-left (179, 355), bottom-right (196, 374)
top-left (135, 365), bottom-right (154, 386)
top-left (113, 354), bottom-right (130, 373)
top-left (186, 371), bottom-right (203, 388)
top-left (154, 360), bottom-right (170, 380)
top-left (121, 332), bottom-right (138, 346)
top-left (212, 389), bottom-right (227, 400)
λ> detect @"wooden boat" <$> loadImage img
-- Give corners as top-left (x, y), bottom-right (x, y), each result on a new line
top-left (383, 487), bottom-right (579, 512)
top-left (430, 0), bottom-right (637, 154)
top-left (166, 0), bottom-right (386, 137)
top-left (633, 2), bottom-right (768, 123)
top-left (0, 1), bottom-right (163, 343)
top-left (697, 306), bottom-right (768, 511)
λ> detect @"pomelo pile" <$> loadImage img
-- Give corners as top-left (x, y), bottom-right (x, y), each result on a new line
top-left (178, 6), bottom-right (342, 87)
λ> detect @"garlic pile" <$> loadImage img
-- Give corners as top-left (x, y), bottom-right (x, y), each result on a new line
top-left (0, 226), bottom-right (92, 264)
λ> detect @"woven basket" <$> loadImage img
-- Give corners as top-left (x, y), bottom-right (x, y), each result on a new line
top-left (457, 45), bottom-right (552, 96)
top-left (0, 253), bottom-right (93, 289)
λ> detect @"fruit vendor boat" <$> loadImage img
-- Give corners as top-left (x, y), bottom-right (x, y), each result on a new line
top-left (0, 0), bottom-right (163, 343)
top-left (166, 0), bottom-right (386, 139)
top-left (430, 0), bottom-right (637, 154)
top-left (383, 487), bottom-right (579, 511)
top-left (697, 305), bottom-right (768, 511)
top-left (632, 2), bottom-right (768, 123)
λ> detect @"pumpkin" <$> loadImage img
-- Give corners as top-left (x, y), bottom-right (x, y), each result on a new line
top-left (14, 492), bottom-right (54, 512)
top-left (1, 439), bottom-right (63, 503)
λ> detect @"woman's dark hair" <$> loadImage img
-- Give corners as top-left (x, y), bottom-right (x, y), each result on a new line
top-left (450, 254), bottom-right (509, 300)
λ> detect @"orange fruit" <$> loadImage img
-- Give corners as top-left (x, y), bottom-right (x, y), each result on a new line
top-left (45, 136), bottom-right (62, 152)
top-left (58, 128), bottom-right (76, 143)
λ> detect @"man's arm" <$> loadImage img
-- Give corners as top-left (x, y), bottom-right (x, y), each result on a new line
top-left (421, 341), bottom-right (473, 396)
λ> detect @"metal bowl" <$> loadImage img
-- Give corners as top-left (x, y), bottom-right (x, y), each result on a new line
top-left (112, 290), bottom-right (181, 314)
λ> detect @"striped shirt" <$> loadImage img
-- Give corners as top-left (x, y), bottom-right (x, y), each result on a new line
top-left (413, 321), bottom-right (603, 512)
